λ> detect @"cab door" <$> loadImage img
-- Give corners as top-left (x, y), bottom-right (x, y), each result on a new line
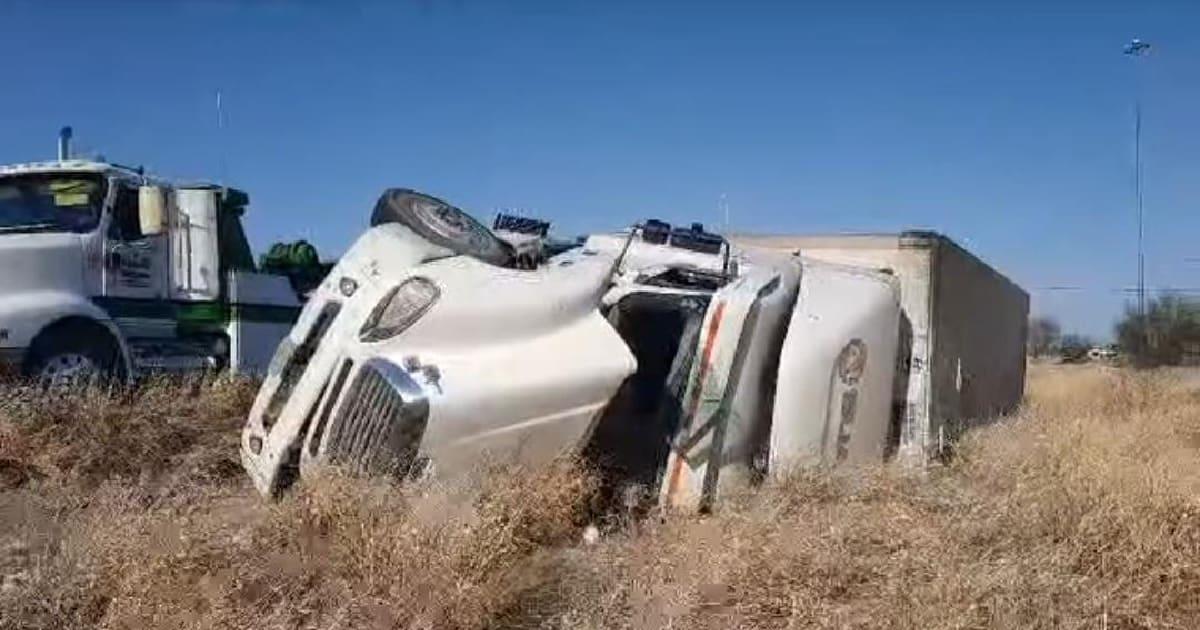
top-left (102, 183), bottom-right (168, 302)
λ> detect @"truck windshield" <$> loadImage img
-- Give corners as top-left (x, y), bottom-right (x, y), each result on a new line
top-left (0, 173), bottom-right (106, 234)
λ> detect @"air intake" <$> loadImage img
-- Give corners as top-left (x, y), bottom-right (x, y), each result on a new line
top-left (58, 126), bottom-right (72, 161)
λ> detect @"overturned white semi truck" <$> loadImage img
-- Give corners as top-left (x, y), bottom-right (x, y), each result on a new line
top-left (241, 190), bottom-right (1027, 508)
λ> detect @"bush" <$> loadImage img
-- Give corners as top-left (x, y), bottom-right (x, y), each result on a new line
top-left (1116, 295), bottom-right (1200, 366)
top-left (1027, 316), bottom-right (1061, 357)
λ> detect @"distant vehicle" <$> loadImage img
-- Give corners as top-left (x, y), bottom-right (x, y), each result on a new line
top-left (242, 188), bottom-right (1012, 512)
top-left (0, 128), bottom-right (304, 386)
top-left (1087, 346), bottom-right (1118, 361)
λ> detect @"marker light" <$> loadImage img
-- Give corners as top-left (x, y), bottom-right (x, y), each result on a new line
top-left (339, 277), bottom-right (359, 297)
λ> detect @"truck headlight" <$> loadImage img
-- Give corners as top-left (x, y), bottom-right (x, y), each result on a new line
top-left (359, 277), bottom-right (440, 342)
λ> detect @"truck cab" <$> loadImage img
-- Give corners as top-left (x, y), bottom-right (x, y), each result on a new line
top-left (241, 189), bottom-right (903, 510)
top-left (0, 156), bottom-right (301, 385)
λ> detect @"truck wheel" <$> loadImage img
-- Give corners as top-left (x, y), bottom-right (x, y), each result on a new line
top-left (25, 328), bottom-right (121, 390)
top-left (370, 189), bottom-right (513, 267)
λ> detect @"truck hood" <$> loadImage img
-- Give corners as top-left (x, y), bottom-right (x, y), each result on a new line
top-left (0, 232), bottom-right (85, 295)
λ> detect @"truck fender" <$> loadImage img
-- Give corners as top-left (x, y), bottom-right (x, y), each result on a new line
top-left (2, 291), bottom-right (132, 378)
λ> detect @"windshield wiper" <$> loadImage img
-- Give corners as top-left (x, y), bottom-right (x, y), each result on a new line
top-left (0, 223), bottom-right (61, 234)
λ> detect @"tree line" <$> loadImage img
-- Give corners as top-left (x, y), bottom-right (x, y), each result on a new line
top-left (1030, 295), bottom-right (1200, 366)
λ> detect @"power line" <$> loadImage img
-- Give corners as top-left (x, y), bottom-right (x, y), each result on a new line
top-left (1033, 286), bottom-right (1200, 295)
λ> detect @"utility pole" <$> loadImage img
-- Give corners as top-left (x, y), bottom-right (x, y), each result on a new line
top-left (1124, 38), bottom-right (1151, 352)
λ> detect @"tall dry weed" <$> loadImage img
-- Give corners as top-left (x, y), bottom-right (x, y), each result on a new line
top-left (0, 375), bottom-right (256, 489)
top-left (1, 453), bottom-right (592, 629)
top-left (3, 365), bottom-right (1200, 629)
top-left (520, 365), bottom-right (1200, 629)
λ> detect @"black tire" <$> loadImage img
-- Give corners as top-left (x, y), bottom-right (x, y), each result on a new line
top-left (370, 188), bottom-right (513, 267)
top-left (24, 323), bottom-right (123, 389)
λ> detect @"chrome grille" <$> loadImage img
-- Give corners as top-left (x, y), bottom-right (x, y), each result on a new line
top-left (324, 360), bottom-right (429, 478)
top-left (307, 358), bottom-right (355, 457)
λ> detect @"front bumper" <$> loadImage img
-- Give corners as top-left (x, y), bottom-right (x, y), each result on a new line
top-left (239, 283), bottom-right (433, 496)
top-left (242, 353), bottom-right (431, 496)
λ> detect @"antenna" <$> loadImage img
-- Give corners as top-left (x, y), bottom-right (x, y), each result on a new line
top-left (719, 193), bottom-right (730, 233)
top-left (216, 89), bottom-right (228, 184)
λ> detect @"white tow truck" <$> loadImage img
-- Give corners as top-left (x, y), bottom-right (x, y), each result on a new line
top-left (0, 129), bottom-right (303, 385)
top-left (241, 189), bottom-right (906, 509)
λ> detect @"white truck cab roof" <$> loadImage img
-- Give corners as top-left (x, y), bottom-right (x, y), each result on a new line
top-left (0, 159), bottom-right (226, 193)
top-left (0, 159), bottom-right (139, 177)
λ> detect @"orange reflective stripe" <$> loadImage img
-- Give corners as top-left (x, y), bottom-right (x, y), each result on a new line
top-left (665, 300), bottom-right (726, 501)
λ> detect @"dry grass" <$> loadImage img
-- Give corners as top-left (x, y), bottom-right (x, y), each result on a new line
top-left (2, 365), bottom-right (1200, 629)
top-left (529, 366), bottom-right (1200, 629)
top-left (0, 375), bottom-right (256, 489)
top-left (0, 377), bottom-right (594, 629)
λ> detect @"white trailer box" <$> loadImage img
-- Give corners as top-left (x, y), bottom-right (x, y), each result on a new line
top-left (732, 231), bottom-right (1029, 462)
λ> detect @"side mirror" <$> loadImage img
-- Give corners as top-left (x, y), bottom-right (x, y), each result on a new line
top-left (138, 186), bottom-right (167, 236)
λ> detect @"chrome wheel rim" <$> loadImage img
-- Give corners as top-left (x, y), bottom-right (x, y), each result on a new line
top-left (411, 197), bottom-right (500, 254)
top-left (37, 353), bottom-right (99, 389)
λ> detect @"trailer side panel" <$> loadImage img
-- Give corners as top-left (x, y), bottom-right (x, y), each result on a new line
top-left (926, 234), bottom-right (1028, 450)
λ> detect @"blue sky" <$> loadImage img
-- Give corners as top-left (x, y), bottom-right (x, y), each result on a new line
top-left (2, 1), bottom-right (1197, 338)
